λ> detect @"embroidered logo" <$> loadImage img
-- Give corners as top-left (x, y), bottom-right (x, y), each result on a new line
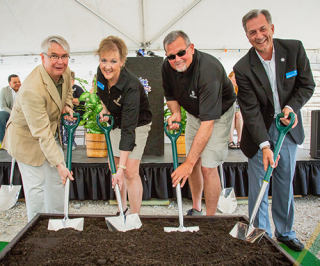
top-left (189, 91), bottom-right (197, 99)
top-left (113, 95), bottom-right (121, 106)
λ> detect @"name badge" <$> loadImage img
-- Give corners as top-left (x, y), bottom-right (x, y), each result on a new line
top-left (286, 70), bottom-right (297, 79)
top-left (97, 81), bottom-right (105, 90)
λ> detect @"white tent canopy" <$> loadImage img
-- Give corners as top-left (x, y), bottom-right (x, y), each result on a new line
top-left (1, 0), bottom-right (320, 56)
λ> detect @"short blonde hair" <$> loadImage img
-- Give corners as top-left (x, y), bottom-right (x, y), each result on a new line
top-left (41, 35), bottom-right (70, 54)
top-left (95, 36), bottom-right (128, 66)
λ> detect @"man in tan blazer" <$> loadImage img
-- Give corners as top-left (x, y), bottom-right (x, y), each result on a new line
top-left (3, 36), bottom-right (75, 221)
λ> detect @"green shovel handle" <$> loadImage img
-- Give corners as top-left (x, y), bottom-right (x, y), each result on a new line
top-left (164, 121), bottom-right (182, 170)
top-left (264, 112), bottom-right (295, 182)
top-left (62, 113), bottom-right (80, 170)
top-left (96, 114), bottom-right (116, 174)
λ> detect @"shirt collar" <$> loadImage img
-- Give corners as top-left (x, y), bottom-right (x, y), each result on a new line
top-left (10, 86), bottom-right (18, 94)
top-left (255, 45), bottom-right (275, 64)
top-left (112, 68), bottom-right (127, 91)
top-left (51, 76), bottom-right (64, 87)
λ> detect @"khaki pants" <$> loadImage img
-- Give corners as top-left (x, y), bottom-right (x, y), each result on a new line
top-left (17, 138), bottom-right (65, 221)
top-left (185, 103), bottom-right (235, 168)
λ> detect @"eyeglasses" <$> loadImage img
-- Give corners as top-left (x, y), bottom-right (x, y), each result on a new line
top-left (43, 53), bottom-right (70, 62)
top-left (166, 44), bottom-right (190, 61)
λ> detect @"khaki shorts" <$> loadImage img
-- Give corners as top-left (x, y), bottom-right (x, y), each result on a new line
top-left (185, 103), bottom-right (235, 168)
top-left (110, 122), bottom-right (151, 160)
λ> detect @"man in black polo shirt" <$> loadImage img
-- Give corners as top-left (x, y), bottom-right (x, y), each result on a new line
top-left (162, 30), bottom-right (236, 215)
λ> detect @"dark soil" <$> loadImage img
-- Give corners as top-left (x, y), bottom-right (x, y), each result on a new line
top-left (1, 216), bottom-right (292, 266)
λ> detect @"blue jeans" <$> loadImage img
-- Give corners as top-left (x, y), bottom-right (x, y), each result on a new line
top-left (0, 111), bottom-right (10, 141)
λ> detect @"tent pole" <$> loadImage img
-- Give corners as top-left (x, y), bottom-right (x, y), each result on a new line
top-left (75, 0), bottom-right (142, 46)
top-left (148, 0), bottom-right (202, 45)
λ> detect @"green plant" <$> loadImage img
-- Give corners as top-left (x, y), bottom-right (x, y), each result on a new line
top-left (76, 77), bottom-right (108, 134)
top-left (164, 103), bottom-right (187, 134)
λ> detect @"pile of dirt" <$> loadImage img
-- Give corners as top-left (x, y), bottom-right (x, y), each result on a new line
top-left (1, 216), bottom-right (292, 266)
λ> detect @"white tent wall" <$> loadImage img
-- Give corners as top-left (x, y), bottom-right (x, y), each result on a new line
top-left (1, 0), bottom-right (320, 147)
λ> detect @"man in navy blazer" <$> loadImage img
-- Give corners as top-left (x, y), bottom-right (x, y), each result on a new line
top-left (234, 9), bottom-right (314, 251)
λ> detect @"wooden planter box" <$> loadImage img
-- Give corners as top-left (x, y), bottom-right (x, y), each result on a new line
top-left (85, 133), bottom-right (107, 158)
top-left (177, 134), bottom-right (186, 157)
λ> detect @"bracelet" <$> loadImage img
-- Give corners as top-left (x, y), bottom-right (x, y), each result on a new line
top-left (117, 164), bottom-right (126, 170)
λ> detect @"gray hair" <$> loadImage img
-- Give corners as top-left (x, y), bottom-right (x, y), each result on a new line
top-left (242, 9), bottom-right (272, 33)
top-left (41, 35), bottom-right (70, 54)
top-left (163, 30), bottom-right (191, 51)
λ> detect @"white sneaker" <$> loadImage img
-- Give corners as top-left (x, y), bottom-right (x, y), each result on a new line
top-left (72, 145), bottom-right (76, 151)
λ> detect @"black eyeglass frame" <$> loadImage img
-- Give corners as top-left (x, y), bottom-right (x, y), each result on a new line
top-left (166, 44), bottom-right (191, 61)
top-left (43, 52), bottom-right (70, 61)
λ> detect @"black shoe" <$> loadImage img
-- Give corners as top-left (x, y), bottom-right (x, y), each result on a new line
top-left (186, 208), bottom-right (203, 216)
top-left (116, 207), bottom-right (129, 216)
top-left (277, 238), bottom-right (304, 251)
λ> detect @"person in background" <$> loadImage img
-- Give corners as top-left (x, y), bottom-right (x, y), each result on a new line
top-left (90, 74), bottom-right (97, 94)
top-left (2, 35), bottom-right (75, 221)
top-left (234, 9), bottom-right (314, 251)
top-left (97, 36), bottom-right (152, 215)
top-left (0, 74), bottom-right (21, 148)
top-left (162, 30), bottom-right (236, 216)
top-left (228, 71), bottom-right (243, 149)
top-left (60, 70), bottom-right (85, 150)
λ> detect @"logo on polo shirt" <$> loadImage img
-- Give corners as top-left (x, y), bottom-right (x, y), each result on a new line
top-left (114, 95), bottom-right (121, 106)
top-left (189, 91), bottom-right (197, 99)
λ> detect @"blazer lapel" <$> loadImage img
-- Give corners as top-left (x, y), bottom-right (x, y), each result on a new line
top-left (274, 39), bottom-right (287, 108)
top-left (39, 65), bottom-right (62, 112)
top-left (250, 48), bottom-right (275, 107)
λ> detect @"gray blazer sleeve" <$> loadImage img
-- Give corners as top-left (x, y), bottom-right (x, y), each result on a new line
top-left (0, 86), bottom-right (13, 114)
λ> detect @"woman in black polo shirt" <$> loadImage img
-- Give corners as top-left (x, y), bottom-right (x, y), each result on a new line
top-left (96, 36), bottom-right (152, 215)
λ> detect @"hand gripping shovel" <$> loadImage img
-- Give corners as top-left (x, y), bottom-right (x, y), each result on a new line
top-left (48, 113), bottom-right (84, 231)
top-left (217, 163), bottom-right (237, 214)
top-left (97, 114), bottom-right (142, 232)
top-left (0, 158), bottom-right (21, 210)
top-left (164, 121), bottom-right (199, 233)
top-left (229, 112), bottom-right (295, 243)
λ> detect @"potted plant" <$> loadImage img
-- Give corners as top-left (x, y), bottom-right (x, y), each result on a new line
top-left (76, 77), bottom-right (108, 158)
top-left (164, 103), bottom-right (187, 157)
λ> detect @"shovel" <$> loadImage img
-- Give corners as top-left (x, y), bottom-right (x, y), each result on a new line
top-left (164, 121), bottom-right (199, 233)
top-left (0, 158), bottom-right (21, 211)
top-left (229, 112), bottom-right (295, 243)
top-left (48, 113), bottom-right (84, 231)
top-left (217, 163), bottom-right (237, 214)
top-left (97, 114), bottom-right (142, 232)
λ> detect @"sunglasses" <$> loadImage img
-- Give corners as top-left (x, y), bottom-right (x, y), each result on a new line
top-left (166, 44), bottom-right (190, 61)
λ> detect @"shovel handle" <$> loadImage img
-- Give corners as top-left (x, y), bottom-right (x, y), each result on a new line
top-left (62, 113), bottom-right (80, 220)
top-left (97, 114), bottom-right (126, 216)
top-left (62, 113), bottom-right (80, 171)
top-left (263, 112), bottom-right (295, 183)
top-left (164, 121), bottom-right (184, 226)
top-left (164, 121), bottom-right (182, 170)
top-left (96, 114), bottom-right (115, 173)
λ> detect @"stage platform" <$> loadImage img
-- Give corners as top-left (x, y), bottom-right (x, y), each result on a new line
top-left (0, 144), bottom-right (319, 201)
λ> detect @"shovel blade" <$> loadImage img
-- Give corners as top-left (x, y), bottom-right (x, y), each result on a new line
top-left (48, 218), bottom-right (84, 231)
top-left (164, 225), bottom-right (199, 233)
top-left (0, 185), bottom-right (22, 211)
top-left (105, 213), bottom-right (142, 232)
top-left (229, 222), bottom-right (265, 243)
top-left (217, 188), bottom-right (237, 214)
